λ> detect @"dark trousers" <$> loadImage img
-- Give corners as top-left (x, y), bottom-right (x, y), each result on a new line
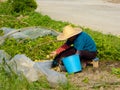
top-left (53, 46), bottom-right (97, 65)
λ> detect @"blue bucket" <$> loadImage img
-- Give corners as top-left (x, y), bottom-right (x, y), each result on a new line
top-left (62, 54), bottom-right (82, 74)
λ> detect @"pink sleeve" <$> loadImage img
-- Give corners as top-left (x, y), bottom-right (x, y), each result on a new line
top-left (55, 43), bottom-right (70, 54)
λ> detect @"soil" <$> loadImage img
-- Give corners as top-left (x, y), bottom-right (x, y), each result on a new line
top-left (67, 61), bottom-right (120, 90)
top-left (105, 0), bottom-right (120, 3)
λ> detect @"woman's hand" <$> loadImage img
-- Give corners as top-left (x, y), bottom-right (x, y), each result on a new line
top-left (76, 50), bottom-right (80, 54)
top-left (49, 51), bottom-right (57, 58)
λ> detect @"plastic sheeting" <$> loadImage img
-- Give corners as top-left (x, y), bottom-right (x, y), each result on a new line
top-left (0, 27), bottom-right (59, 44)
top-left (1, 27), bottom-right (59, 39)
top-left (7, 54), bottom-right (39, 82)
top-left (0, 27), bottom-right (67, 85)
top-left (0, 52), bottom-right (67, 85)
top-left (0, 50), bottom-right (11, 63)
top-left (34, 61), bottom-right (67, 85)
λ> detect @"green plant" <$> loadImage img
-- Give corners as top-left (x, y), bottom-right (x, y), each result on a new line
top-left (82, 77), bottom-right (89, 83)
top-left (112, 68), bottom-right (120, 77)
top-left (8, 0), bottom-right (37, 13)
top-left (0, 30), bottom-right (4, 36)
top-left (0, 2), bottom-right (13, 15)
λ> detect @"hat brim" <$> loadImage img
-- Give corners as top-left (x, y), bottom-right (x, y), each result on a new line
top-left (57, 28), bottom-right (82, 40)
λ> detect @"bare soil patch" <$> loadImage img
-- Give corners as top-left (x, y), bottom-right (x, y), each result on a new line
top-left (68, 61), bottom-right (120, 89)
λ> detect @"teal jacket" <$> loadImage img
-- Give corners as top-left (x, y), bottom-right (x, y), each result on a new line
top-left (66, 32), bottom-right (97, 52)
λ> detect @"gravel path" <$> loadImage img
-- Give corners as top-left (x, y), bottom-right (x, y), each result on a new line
top-left (36, 0), bottom-right (120, 36)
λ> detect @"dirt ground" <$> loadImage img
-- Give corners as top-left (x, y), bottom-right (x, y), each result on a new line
top-left (67, 61), bottom-right (120, 90)
top-left (105, 0), bottom-right (120, 3)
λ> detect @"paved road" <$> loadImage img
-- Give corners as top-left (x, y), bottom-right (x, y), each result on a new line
top-left (36, 0), bottom-right (120, 36)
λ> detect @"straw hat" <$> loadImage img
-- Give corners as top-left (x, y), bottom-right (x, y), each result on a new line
top-left (57, 25), bottom-right (82, 40)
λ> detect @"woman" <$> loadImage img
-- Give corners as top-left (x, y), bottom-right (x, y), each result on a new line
top-left (50, 25), bottom-right (98, 68)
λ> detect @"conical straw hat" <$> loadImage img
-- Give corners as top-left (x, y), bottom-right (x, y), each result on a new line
top-left (57, 25), bottom-right (82, 40)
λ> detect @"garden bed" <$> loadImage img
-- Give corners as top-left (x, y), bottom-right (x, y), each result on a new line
top-left (68, 60), bottom-right (120, 89)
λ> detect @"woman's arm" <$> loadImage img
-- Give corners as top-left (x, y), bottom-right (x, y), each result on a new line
top-left (50, 39), bottom-right (72, 57)
top-left (55, 43), bottom-right (70, 54)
